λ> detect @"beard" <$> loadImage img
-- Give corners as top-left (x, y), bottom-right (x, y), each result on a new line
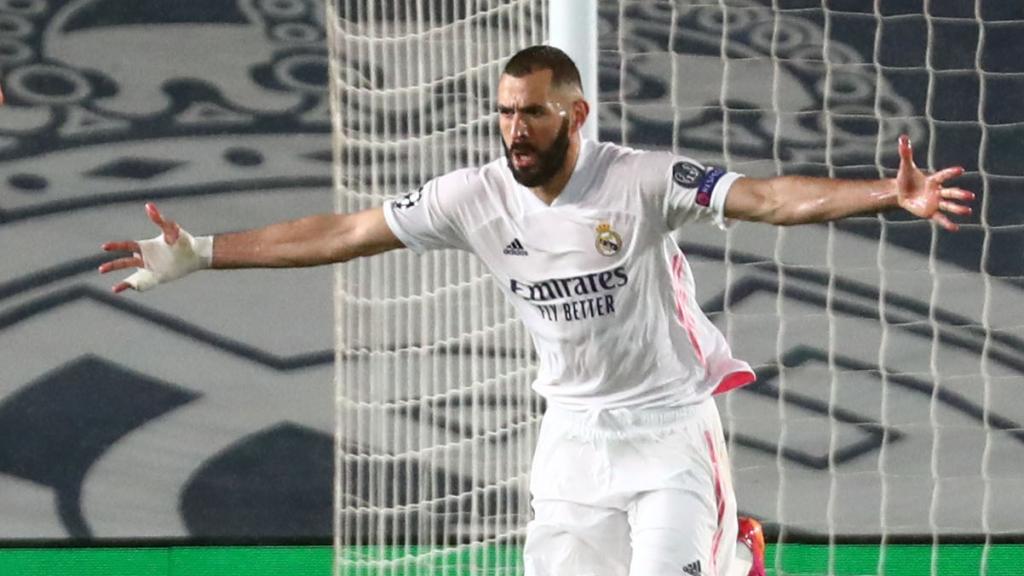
top-left (504, 117), bottom-right (571, 187)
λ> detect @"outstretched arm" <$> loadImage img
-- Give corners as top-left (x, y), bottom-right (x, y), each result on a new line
top-left (100, 203), bottom-right (404, 293)
top-left (725, 135), bottom-right (975, 230)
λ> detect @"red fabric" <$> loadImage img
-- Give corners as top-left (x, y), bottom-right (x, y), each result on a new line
top-left (712, 370), bottom-right (757, 395)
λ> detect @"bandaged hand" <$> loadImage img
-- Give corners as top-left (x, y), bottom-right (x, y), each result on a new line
top-left (100, 203), bottom-right (213, 293)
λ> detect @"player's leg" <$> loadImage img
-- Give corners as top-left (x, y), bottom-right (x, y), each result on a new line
top-left (524, 406), bottom-right (631, 576)
top-left (625, 406), bottom-right (737, 575)
top-left (626, 493), bottom-right (764, 576)
top-left (703, 399), bottom-right (765, 576)
top-left (626, 487), bottom-right (724, 576)
top-left (523, 498), bottom-right (631, 576)
top-left (625, 398), bottom-right (763, 576)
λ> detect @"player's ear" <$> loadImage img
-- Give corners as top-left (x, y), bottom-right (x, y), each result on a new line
top-left (572, 99), bottom-right (590, 132)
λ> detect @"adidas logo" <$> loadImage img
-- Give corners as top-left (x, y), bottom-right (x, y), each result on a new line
top-left (503, 238), bottom-right (528, 256)
top-left (682, 560), bottom-right (702, 576)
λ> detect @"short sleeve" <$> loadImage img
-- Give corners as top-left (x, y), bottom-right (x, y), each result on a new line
top-left (636, 152), bottom-right (743, 231)
top-left (382, 169), bottom-right (476, 253)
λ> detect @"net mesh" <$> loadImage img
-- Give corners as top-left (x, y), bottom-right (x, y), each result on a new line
top-left (330, 1), bottom-right (1024, 575)
top-left (328, 2), bottom-right (546, 575)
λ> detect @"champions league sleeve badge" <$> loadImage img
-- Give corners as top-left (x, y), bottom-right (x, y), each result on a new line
top-left (595, 223), bottom-right (623, 256)
top-left (672, 162), bottom-right (726, 208)
top-left (394, 187), bottom-right (423, 209)
top-left (672, 161), bottom-right (704, 187)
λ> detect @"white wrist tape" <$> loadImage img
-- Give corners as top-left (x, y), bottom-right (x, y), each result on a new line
top-left (124, 230), bottom-right (213, 292)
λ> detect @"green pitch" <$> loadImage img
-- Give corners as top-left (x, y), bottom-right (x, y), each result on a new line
top-left (0, 544), bottom-right (1021, 575)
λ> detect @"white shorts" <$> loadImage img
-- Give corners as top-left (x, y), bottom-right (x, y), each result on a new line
top-left (524, 398), bottom-right (738, 576)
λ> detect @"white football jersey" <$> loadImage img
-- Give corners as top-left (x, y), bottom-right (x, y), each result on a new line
top-left (383, 140), bottom-right (754, 410)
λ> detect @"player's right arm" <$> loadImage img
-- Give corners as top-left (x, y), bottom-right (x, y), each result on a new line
top-left (210, 207), bottom-right (401, 268)
top-left (100, 203), bottom-right (404, 293)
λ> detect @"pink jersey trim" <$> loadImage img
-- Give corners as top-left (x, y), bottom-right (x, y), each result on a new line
top-left (670, 254), bottom-right (706, 369)
top-left (712, 370), bottom-right (757, 395)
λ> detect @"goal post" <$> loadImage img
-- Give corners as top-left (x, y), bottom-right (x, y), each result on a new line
top-left (547, 0), bottom-right (598, 140)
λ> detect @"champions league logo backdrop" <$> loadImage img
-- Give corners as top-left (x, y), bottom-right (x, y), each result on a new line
top-left (0, 0), bottom-right (1022, 543)
top-left (0, 0), bottom-right (332, 191)
top-left (596, 1), bottom-right (924, 166)
top-left (0, 0), bottom-right (338, 541)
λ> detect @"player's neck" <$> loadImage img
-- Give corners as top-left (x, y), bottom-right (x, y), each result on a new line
top-left (531, 139), bottom-right (581, 205)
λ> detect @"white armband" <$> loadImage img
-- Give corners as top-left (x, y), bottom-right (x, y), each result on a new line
top-left (124, 230), bottom-right (213, 291)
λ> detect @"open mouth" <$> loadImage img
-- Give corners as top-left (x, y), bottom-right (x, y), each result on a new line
top-left (511, 149), bottom-right (537, 169)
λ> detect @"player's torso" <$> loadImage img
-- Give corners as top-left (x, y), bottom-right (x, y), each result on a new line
top-left (476, 203), bottom-right (642, 331)
top-left (470, 144), bottom-right (654, 333)
top-left (465, 144), bottom-right (703, 407)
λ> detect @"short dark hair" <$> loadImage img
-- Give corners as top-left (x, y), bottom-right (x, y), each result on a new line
top-left (502, 45), bottom-right (583, 93)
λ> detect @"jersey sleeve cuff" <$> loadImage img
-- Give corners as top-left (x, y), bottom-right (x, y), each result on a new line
top-left (711, 171), bottom-right (744, 230)
top-left (382, 200), bottom-right (427, 254)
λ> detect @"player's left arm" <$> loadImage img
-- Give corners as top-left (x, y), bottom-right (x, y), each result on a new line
top-left (724, 135), bottom-right (975, 231)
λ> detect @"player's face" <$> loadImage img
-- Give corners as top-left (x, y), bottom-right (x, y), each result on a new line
top-left (497, 70), bottom-right (575, 187)
top-left (503, 116), bottom-right (571, 187)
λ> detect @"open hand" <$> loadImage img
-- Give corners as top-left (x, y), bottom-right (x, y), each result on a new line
top-left (895, 135), bottom-right (974, 231)
top-left (99, 203), bottom-right (193, 293)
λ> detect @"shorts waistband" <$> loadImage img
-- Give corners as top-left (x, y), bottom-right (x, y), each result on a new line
top-left (543, 397), bottom-right (714, 441)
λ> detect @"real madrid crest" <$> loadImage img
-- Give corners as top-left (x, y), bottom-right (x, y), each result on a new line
top-left (595, 223), bottom-right (622, 257)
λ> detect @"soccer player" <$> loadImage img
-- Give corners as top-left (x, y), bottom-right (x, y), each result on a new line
top-left (100, 46), bottom-right (973, 576)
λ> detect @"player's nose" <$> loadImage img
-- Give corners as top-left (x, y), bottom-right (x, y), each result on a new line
top-left (510, 113), bottom-right (530, 136)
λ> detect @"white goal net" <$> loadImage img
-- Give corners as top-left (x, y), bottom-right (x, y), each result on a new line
top-left (330, 1), bottom-right (1024, 575)
top-left (329, 2), bottom-right (546, 575)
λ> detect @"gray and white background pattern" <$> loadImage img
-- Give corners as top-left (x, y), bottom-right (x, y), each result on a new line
top-left (1, 0), bottom-right (1022, 543)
